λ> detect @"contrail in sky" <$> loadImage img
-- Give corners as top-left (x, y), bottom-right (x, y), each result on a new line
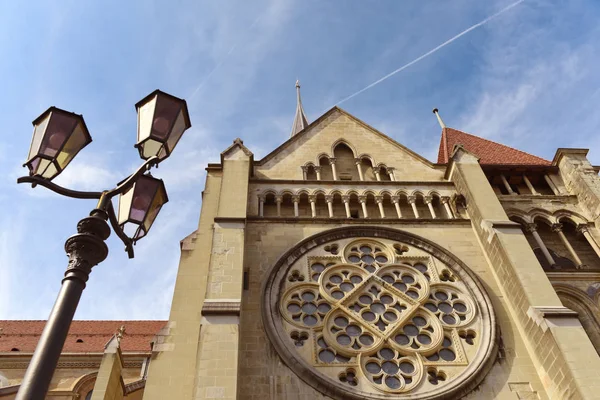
top-left (333, 0), bottom-right (526, 107)
top-left (189, 15), bottom-right (262, 101)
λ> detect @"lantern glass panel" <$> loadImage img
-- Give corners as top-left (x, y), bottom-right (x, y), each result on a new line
top-left (118, 185), bottom-right (134, 224)
top-left (137, 96), bottom-right (157, 144)
top-left (38, 159), bottom-right (58, 179)
top-left (27, 113), bottom-right (50, 162)
top-left (141, 139), bottom-right (163, 160)
top-left (161, 109), bottom-right (187, 158)
top-left (143, 185), bottom-right (167, 232)
top-left (56, 122), bottom-right (88, 170)
top-left (40, 112), bottom-right (77, 158)
top-left (130, 177), bottom-right (159, 223)
top-left (151, 95), bottom-right (181, 141)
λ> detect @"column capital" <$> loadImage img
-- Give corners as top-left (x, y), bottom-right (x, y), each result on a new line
top-left (407, 195), bottom-right (416, 204)
top-left (524, 223), bottom-right (538, 233)
top-left (258, 194), bottom-right (266, 201)
top-left (325, 195), bottom-right (334, 202)
top-left (387, 166), bottom-right (395, 172)
top-left (313, 166), bottom-right (322, 172)
top-left (551, 223), bottom-right (563, 233)
top-left (440, 196), bottom-right (450, 204)
top-left (424, 195), bottom-right (433, 204)
top-left (358, 195), bottom-right (367, 203)
top-left (328, 157), bottom-right (337, 165)
top-left (300, 165), bottom-right (309, 172)
top-left (577, 224), bottom-right (590, 234)
top-left (291, 195), bottom-right (300, 202)
top-left (391, 195), bottom-right (400, 203)
top-left (375, 196), bottom-right (384, 204)
top-left (341, 195), bottom-right (350, 203)
top-left (308, 195), bottom-right (317, 202)
top-left (354, 158), bottom-right (362, 165)
top-left (275, 195), bottom-right (283, 203)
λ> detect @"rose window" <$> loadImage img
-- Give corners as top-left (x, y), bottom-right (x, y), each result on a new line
top-left (264, 232), bottom-right (496, 399)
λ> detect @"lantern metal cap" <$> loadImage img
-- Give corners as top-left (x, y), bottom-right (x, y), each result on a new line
top-left (134, 89), bottom-right (192, 128)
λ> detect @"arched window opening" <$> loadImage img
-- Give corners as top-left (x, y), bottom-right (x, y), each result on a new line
top-left (360, 158), bottom-right (376, 181)
top-left (378, 166), bottom-right (391, 181)
top-left (430, 195), bottom-right (446, 219)
top-left (561, 219), bottom-right (599, 269)
top-left (365, 193), bottom-right (379, 218)
top-left (85, 391), bottom-right (94, 400)
top-left (318, 157), bottom-right (333, 181)
top-left (305, 165), bottom-right (317, 180)
top-left (332, 193), bottom-right (345, 217)
top-left (281, 193), bottom-right (295, 217)
top-left (298, 193), bottom-right (311, 217)
top-left (399, 194), bottom-right (414, 218)
top-left (536, 218), bottom-right (576, 269)
top-left (333, 143), bottom-right (358, 180)
top-left (348, 193), bottom-right (362, 218)
top-left (315, 193), bottom-right (328, 217)
top-left (382, 193), bottom-right (396, 218)
top-left (263, 193), bottom-right (277, 217)
top-left (414, 194), bottom-right (430, 219)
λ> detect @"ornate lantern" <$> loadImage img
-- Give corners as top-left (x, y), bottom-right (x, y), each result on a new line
top-left (24, 107), bottom-right (91, 180)
top-left (134, 90), bottom-right (191, 162)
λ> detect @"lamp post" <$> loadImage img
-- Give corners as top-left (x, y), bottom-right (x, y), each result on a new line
top-left (15, 90), bottom-right (191, 400)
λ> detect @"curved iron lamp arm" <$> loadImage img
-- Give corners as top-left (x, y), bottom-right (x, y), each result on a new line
top-left (16, 156), bottom-right (159, 258)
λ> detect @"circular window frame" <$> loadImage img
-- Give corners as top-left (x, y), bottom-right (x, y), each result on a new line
top-left (261, 226), bottom-right (498, 400)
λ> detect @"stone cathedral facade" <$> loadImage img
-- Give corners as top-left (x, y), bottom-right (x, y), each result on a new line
top-left (2, 84), bottom-right (600, 399)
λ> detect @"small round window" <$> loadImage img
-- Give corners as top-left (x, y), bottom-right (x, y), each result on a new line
top-left (263, 228), bottom-right (496, 400)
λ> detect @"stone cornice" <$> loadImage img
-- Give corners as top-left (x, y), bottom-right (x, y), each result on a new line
top-left (546, 271), bottom-right (600, 281)
top-left (201, 300), bottom-right (242, 316)
top-left (249, 179), bottom-right (455, 186)
top-left (246, 217), bottom-right (471, 225)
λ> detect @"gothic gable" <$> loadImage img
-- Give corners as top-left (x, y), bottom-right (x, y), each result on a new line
top-left (255, 107), bottom-right (444, 181)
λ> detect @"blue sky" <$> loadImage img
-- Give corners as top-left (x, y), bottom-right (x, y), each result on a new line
top-left (1, 0), bottom-right (599, 320)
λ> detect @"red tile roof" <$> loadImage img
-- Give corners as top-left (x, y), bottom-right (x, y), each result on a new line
top-left (0, 320), bottom-right (166, 353)
top-left (437, 127), bottom-right (551, 165)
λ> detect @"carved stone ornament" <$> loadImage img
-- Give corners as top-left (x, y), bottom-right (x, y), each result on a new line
top-left (262, 227), bottom-right (497, 400)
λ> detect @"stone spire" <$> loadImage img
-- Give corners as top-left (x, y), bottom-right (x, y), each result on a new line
top-left (290, 80), bottom-right (309, 137)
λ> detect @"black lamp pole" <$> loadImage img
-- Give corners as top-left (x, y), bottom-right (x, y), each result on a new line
top-left (15, 157), bottom-right (159, 400)
top-left (16, 210), bottom-right (110, 400)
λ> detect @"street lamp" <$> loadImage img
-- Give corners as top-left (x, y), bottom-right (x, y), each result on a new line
top-left (15, 90), bottom-right (191, 400)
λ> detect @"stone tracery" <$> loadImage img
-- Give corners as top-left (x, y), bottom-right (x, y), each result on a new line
top-left (265, 232), bottom-right (495, 399)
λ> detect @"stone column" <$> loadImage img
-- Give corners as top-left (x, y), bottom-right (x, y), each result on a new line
top-left (292, 195), bottom-right (299, 217)
top-left (578, 224), bottom-right (600, 258)
top-left (375, 196), bottom-right (385, 218)
top-left (408, 195), bottom-right (419, 219)
top-left (275, 195), bottom-right (282, 217)
top-left (544, 175), bottom-right (560, 195)
top-left (500, 174), bottom-right (516, 195)
top-left (258, 195), bottom-right (264, 217)
top-left (358, 195), bottom-right (368, 218)
top-left (314, 166), bottom-right (322, 181)
top-left (309, 195), bottom-right (317, 218)
top-left (301, 166), bottom-right (308, 180)
top-left (391, 196), bottom-right (402, 218)
top-left (329, 158), bottom-right (338, 180)
top-left (374, 169), bottom-right (381, 181)
top-left (441, 196), bottom-right (454, 219)
top-left (424, 196), bottom-right (436, 219)
top-left (342, 195), bottom-right (351, 218)
top-left (523, 175), bottom-right (539, 195)
top-left (387, 167), bottom-right (396, 181)
top-left (525, 223), bottom-right (556, 267)
top-left (325, 195), bottom-right (334, 218)
top-left (552, 223), bottom-right (584, 268)
top-left (354, 158), bottom-right (364, 181)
